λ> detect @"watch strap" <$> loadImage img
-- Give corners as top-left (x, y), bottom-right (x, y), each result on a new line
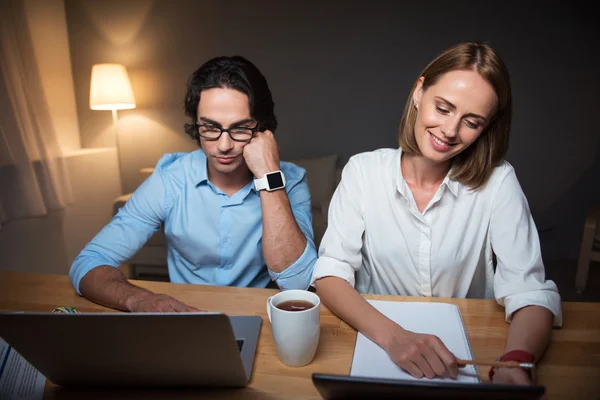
top-left (489, 349), bottom-right (534, 381)
top-left (254, 176), bottom-right (269, 191)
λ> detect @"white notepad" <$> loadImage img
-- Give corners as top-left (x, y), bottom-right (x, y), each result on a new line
top-left (350, 300), bottom-right (480, 383)
top-left (0, 338), bottom-right (45, 400)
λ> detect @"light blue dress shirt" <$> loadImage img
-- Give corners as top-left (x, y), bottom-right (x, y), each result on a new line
top-left (70, 150), bottom-right (317, 294)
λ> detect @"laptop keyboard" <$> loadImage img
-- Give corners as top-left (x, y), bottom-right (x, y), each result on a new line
top-left (236, 339), bottom-right (245, 353)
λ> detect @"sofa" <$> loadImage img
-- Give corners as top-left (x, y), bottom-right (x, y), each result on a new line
top-left (112, 155), bottom-right (342, 281)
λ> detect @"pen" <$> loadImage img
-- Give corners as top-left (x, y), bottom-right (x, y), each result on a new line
top-left (457, 358), bottom-right (535, 369)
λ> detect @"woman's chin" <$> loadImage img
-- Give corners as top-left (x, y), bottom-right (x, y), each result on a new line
top-left (421, 147), bottom-right (456, 164)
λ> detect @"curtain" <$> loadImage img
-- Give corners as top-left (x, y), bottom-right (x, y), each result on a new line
top-left (0, 0), bottom-right (73, 228)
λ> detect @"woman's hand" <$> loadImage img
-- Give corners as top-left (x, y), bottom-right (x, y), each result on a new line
top-left (492, 367), bottom-right (532, 385)
top-left (383, 327), bottom-right (459, 379)
top-left (492, 368), bottom-right (546, 400)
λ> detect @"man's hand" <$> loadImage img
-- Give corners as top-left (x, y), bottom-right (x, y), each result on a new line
top-left (125, 292), bottom-right (202, 313)
top-left (243, 130), bottom-right (280, 178)
top-left (383, 327), bottom-right (459, 379)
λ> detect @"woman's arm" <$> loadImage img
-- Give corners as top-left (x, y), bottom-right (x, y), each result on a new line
top-left (505, 305), bottom-right (553, 359)
top-left (492, 305), bottom-right (553, 384)
top-left (315, 276), bottom-right (459, 378)
top-left (488, 166), bottom-right (560, 385)
top-left (312, 155), bottom-right (459, 378)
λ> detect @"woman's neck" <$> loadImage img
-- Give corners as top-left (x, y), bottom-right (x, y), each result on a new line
top-left (401, 152), bottom-right (452, 190)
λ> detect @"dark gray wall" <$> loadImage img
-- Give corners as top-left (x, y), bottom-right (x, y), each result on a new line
top-left (64, 0), bottom-right (599, 261)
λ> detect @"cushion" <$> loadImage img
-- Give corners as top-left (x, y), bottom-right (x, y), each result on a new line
top-left (289, 154), bottom-right (338, 209)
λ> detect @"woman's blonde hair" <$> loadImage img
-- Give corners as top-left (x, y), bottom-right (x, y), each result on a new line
top-left (398, 41), bottom-right (512, 190)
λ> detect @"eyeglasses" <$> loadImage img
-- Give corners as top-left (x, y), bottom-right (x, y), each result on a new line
top-left (195, 122), bottom-right (259, 142)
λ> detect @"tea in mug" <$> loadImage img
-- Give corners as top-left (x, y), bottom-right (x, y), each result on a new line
top-left (276, 300), bottom-right (315, 312)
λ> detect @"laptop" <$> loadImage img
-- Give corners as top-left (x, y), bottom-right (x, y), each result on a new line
top-left (0, 312), bottom-right (261, 387)
top-left (312, 373), bottom-right (545, 400)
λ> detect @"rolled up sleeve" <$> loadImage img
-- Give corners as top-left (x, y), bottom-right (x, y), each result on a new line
top-left (270, 240), bottom-right (316, 290)
top-left (311, 157), bottom-right (365, 288)
top-left (270, 168), bottom-right (318, 290)
top-left (491, 167), bottom-right (562, 326)
top-left (69, 156), bottom-right (170, 294)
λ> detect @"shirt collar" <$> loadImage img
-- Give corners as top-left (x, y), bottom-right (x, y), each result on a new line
top-left (442, 172), bottom-right (459, 197)
top-left (192, 150), bottom-right (257, 200)
top-left (396, 147), bottom-right (460, 197)
top-left (192, 150), bottom-right (209, 185)
top-left (395, 148), bottom-right (407, 196)
top-left (250, 176), bottom-right (260, 194)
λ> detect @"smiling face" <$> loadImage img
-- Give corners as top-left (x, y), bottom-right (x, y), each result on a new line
top-left (197, 87), bottom-right (256, 179)
top-left (412, 69), bottom-right (498, 164)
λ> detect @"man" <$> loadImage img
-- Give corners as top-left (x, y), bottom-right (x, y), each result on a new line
top-left (70, 56), bottom-right (317, 312)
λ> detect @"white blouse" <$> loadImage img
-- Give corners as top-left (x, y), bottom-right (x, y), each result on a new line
top-left (311, 148), bottom-right (562, 325)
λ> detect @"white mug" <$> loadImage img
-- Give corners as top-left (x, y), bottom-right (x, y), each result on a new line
top-left (266, 290), bottom-right (320, 367)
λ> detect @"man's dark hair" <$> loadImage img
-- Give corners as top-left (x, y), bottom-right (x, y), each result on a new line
top-left (184, 56), bottom-right (277, 144)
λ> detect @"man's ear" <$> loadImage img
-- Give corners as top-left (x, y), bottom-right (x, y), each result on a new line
top-left (412, 76), bottom-right (425, 109)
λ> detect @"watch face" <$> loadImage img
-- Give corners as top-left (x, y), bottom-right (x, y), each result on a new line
top-left (266, 172), bottom-right (284, 189)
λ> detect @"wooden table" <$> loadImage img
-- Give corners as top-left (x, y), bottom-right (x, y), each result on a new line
top-left (1, 271), bottom-right (599, 399)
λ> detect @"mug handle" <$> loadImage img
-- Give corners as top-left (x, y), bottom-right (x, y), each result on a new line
top-left (266, 296), bottom-right (273, 322)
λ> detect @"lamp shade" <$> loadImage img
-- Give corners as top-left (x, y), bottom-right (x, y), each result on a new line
top-left (89, 63), bottom-right (136, 111)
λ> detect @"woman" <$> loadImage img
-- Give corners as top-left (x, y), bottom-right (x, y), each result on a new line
top-left (312, 42), bottom-right (561, 386)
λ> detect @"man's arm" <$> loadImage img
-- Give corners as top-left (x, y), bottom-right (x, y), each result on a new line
top-left (259, 189), bottom-right (307, 272)
top-left (79, 266), bottom-right (200, 312)
top-left (243, 130), bottom-right (313, 273)
top-left (70, 154), bottom-right (200, 312)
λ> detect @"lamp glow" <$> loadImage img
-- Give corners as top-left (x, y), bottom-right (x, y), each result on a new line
top-left (89, 64), bottom-right (136, 111)
top-left (89, 63), bottom-right (136, 195)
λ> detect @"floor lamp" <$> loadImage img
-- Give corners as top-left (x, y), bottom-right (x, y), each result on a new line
top-left (89, 63), bottom-right (136, 193)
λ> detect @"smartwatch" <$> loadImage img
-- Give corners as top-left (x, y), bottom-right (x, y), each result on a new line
top-left (254, 170), bottom-right (286, 192)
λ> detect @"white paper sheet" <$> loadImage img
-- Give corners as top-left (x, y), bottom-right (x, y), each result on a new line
top-left (350, 300), bottom-right (480, 383)
top-left (0, 338), bottom-right (46, 400)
